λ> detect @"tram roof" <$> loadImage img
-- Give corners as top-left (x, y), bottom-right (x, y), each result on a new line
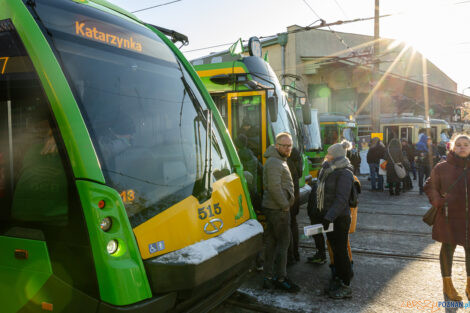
top-left (356, 114), bottom-right (427, 125)
top-left (319, 113), bottom-right (355, 124)
top-left (430, 119), bottom-right (451, 127)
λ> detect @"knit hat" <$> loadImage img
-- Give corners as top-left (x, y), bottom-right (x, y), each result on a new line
top-left (327, 140), bottom-right (352, 158)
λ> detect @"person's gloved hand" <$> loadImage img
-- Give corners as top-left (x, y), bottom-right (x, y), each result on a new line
top-left (322, 219), bottom-right (331, 231)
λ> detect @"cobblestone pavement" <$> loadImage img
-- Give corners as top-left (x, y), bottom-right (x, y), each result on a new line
top-left (215, 175), bottom-right (469, 313)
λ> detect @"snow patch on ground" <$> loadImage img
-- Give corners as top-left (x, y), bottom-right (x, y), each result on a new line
top-left (239, 288), bottom-right (316, 313)
top-left (154, 219), bottom-right (263, 265)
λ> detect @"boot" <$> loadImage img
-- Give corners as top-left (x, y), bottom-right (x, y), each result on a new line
top-left (466, 277), bottom-right (470, 299)
top-left (443, 277), bottom-right (462, 301)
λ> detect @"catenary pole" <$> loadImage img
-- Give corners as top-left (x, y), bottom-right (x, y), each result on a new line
top-left (371, 0), bottom-right (381, 133)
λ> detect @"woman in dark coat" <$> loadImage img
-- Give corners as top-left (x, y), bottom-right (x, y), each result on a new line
top-left (386, 138), bottom-right (404, 196)
top-left (318, 140), bottom-right (354, 299)
top-left (424, 134), bottom-right (470, 301)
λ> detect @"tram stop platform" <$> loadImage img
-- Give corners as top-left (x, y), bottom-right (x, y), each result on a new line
top-left (214, 175), bottom-right (469, 313)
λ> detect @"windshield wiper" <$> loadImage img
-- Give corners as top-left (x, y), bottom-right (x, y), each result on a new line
top-left (192, 110), bottom-right (213, 202)
top-left (175, 60), bottom-right (213, 202)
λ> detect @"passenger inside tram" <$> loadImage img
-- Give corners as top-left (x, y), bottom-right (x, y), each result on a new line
top-left (324, 127), bottom-right (338, 145)
top-left (238, 117), bottom-right (260, 158)
top-left (11, 115), bottom-right (68, 225)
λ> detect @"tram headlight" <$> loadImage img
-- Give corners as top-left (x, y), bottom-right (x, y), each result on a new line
top-left (107, 240), bottom-right (118, 254)
top-left (100, 217), bottom-right (112, 232)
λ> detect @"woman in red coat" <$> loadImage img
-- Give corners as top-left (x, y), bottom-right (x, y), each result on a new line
top-left (424, 134), bottom-right (470, 301)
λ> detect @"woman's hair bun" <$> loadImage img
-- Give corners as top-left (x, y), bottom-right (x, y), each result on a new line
top-left (341, 140), bottom-right (352, 151)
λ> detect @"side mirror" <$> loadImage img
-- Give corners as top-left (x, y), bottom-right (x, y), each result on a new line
top-left (210, 74), bottom-right (231, 85)
top-left (302, 101), bottom-right (312, 125)
top-left (267, 96), bottom-right (278, 123)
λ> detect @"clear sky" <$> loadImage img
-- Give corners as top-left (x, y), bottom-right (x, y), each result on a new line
top-left (109, 0), bottom-right (470, 93)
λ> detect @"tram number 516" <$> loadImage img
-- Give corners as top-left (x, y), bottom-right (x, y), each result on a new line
top-left (198, 203), bottom-right (221, 220)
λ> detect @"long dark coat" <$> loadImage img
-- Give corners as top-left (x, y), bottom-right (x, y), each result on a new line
top-left (424, 152), bottom-right (470, 247)
top-left (386, 139), bottom-right (404, 184)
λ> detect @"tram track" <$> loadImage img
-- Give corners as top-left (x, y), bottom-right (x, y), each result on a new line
top-left (298, 223), bottom-right (430, 237)
top-left (355, 210), bottom-right (425, 217)
top-left (299, 242), bottom-right (466, 263)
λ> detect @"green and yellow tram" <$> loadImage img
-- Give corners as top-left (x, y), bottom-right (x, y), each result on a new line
top-left (284, 87), bottom-right (322, 178)
top-left (193, 38), bottom-right (312, 204)
top-left (0, 1), bottom-right (262, 312)
top-left (302, 113), bottom-right (358, 178)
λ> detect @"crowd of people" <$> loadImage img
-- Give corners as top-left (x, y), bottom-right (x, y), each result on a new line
top-left (235, 122), bottom-right (470, 303)
top-left (236, 131), bottom-right (357, 299)
top-left (367, 130), bottom-right (449, 196)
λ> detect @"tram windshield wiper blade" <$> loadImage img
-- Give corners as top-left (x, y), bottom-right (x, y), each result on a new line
top-left (176, 60), bottom-right (213, 201)
top-left (147, 24), bottom-right (188, 46)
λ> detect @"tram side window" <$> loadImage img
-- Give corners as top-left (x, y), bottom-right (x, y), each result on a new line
top-left (0, 23), bottom-right (98, 297)
top-left (232, 96), bottom-right (262, 159)
top-left (0, 26), bottom-right (68, 228)
top-left (324, 125), bottom-right (338, 145)
top-left (212, 94), bottom-right (228, 127)
top-left (400, 127), bottom-right (412, 144)
top-left (431, 127), bottom-right (438, 144)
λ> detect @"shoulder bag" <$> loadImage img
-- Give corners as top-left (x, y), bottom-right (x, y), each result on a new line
top-left (423, 168), bottom-right (468, 226)
top-left (387, 147), bottom-right (407, 179)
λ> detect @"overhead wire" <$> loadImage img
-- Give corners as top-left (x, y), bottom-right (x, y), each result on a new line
top-left (183, 41), bottom-right (246, 53)
top-left (333, 0), bottom-right (349, 19)
top-left (301, 0), bottom-right (362, 60)
top-left (182, 13), bottom-right (393, 55)
top-left (131, 0), bottom-right (182, 13)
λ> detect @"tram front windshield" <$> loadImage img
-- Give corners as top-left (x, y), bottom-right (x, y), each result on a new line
top-left (242, 57), bottom-right (299, 148)
top-left (342, 127), bottom-right (355, 144)
top-left (34, 0), bottom-right (231, 227)
top-left (304, 109), bottom-right (322, 150)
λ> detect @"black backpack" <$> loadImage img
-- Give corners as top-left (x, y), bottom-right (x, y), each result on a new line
top-left (347, 170), bottom-right (361, 208)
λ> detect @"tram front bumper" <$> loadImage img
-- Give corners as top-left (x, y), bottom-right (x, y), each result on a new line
top-left (143, 219), bottom-right (263, 294)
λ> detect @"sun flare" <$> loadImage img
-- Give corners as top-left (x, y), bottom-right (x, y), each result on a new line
top-left (387, 0), bottom-right (452, 54)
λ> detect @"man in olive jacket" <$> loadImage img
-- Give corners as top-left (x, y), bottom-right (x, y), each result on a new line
top-left (262, 132), bottom-right (299, 292)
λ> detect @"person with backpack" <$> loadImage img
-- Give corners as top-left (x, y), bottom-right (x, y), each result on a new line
top-left (318, 140), bottom-right (355, 299)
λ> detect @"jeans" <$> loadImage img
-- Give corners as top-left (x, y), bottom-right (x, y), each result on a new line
top-left (418, 165), bottom-right (431, 192)
top-left (263, 209), bottom-right (291, 279)
top-left (369, 163), bottom-right (383, 190)
top-left (411, 161), bottom-right (417, 179)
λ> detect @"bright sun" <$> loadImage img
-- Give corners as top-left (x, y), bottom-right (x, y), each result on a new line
top-left (389, 0), bottom-right (451, 53)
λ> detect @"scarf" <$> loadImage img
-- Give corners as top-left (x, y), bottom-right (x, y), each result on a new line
top-left (317, 156), bottom-right (351, 212)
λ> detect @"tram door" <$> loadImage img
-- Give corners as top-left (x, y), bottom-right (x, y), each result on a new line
top-left (383, 126), bottom-right (399, 144)
top-left (226, 91), bottom-right (266, 162)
